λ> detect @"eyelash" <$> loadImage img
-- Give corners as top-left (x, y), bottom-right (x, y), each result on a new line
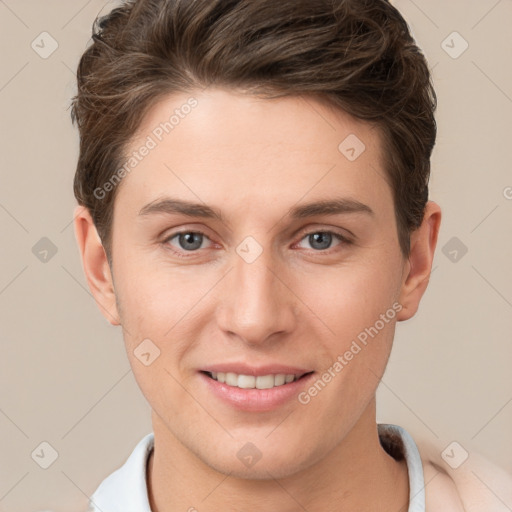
top-left (162, 228), bottom-right (352, 260)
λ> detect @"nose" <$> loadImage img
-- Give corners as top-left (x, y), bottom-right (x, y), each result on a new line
top-left (216, 242), bottom-right (297, 347)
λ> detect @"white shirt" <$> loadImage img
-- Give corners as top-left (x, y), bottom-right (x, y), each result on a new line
top-left (87, 423), bottom-right (426, 512)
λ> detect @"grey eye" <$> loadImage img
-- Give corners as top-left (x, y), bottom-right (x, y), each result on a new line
top-left (170, 232), bottom-right (206, 251)
top-left (298, 231), bottom-right (341, 251)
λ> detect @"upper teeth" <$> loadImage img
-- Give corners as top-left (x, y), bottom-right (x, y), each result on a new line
top-left (210, 372), bottom-right (298, 389)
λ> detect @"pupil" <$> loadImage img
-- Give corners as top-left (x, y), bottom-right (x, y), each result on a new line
top-left (180, 232), bottom-right (202, 250)
top-left (311, 232), bottom-right (331, 250)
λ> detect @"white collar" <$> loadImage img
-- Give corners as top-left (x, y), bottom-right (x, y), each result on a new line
top-left (89, 432), bottom-right (154, 512)
top-left (378, 423), bottom-right (426, 511)
top-left (89, 424), bottom-right (425, 511)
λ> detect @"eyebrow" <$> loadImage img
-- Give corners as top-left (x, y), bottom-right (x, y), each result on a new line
top-left (138, 196), bottom-right (374, 222)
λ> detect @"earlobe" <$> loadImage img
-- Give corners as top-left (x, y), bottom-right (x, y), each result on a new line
top-left (73, 205), bottom-right (121, 326)
top-left (397, 201), bottom-right (442, 321)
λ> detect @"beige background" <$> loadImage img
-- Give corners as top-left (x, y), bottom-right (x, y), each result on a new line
top-left (0, 0), bottom-right (511, 511)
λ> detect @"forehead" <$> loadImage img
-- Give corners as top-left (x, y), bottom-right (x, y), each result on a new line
top-left (116, 88), bottom-right (392, 217)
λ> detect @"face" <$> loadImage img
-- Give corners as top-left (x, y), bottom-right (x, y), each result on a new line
top-left (108, 88), bottom-right (408, 478)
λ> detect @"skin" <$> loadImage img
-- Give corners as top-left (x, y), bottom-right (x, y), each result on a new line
top-left (74, 88), bottom-right (442, 511)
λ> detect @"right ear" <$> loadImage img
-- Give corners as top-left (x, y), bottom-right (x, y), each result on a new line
top-left (73, 205), bottom-right (120, 326)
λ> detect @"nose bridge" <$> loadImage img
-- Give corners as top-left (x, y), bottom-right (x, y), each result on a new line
top-left (218, 236), bottom-right (295, 344)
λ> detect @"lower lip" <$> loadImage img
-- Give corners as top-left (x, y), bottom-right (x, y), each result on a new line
top-left (199, 371), bottom-right (315, 412)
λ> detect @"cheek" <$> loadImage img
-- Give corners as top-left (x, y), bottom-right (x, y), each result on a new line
top-left (114, 255), bottom-right (189, 329)
top-left (296, 257), bottom-right (402, 342)
top-left (291, 253), bottom-right (403, 412)
top-left (113, 265), bottom-right (199, 410)
top-left (113, 260), bottom-right (215, 373)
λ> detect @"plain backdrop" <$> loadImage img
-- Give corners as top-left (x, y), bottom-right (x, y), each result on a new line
top-left (0, 0), bottom-right (511, 511)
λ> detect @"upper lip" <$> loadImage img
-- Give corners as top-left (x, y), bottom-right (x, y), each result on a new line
top-left (201, 363), bottom-right (313, 377)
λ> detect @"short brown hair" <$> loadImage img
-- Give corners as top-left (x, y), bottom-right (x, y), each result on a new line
top-left (70, 0), bottom-right (436, 262)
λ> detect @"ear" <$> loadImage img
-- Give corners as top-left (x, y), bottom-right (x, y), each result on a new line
top-left (73, 205), bottom-right (120, 326)
top-left (397, 201), bottom-right (442, 321)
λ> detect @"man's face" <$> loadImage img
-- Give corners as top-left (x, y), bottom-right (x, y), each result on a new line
top-left (109, 88), bottom-right (407, 478)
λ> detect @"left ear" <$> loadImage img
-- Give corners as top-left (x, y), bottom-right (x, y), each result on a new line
top-left (397, 200), bottom-right (442, 321)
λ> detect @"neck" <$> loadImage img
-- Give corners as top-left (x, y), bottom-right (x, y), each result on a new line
top-left (147, 399), bottom-right (409, 512)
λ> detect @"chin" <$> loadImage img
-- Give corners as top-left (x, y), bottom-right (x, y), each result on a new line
top-left (199, 442), bottom-right (320, 481)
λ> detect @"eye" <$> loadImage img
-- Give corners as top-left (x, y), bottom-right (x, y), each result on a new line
top-left (164, 231), bottom-right (213, 257)
top-left (295, 230), bottom-right (350, 252)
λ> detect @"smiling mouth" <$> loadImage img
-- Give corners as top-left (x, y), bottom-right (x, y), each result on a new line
top-left (201, 371), bottom-right (314, 390)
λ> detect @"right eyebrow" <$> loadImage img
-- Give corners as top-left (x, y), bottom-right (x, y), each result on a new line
top-left (139, 197), bottom-right (224, 222)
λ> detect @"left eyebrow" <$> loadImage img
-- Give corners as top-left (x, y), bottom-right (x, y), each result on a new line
top-left (287, 197), bottom-right (374, 219)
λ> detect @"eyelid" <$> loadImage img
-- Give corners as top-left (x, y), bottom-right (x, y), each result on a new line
top-left (297, 219), bottom-right (357, 241)
top-left (160, 224), bottom-right (217, 243)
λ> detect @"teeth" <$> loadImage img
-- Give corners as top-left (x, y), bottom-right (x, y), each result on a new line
top-left (209, 372), bottom-right (300, 389)
top-left (274, 374), bottom-right (286, 386)
top-left (226, 372), bottom-right (238, 386)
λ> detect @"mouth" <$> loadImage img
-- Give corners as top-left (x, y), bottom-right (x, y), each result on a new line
top-left (199, 367), bottom-right (316, 411)
top-left (201, 370), bottom-right (314, 390)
